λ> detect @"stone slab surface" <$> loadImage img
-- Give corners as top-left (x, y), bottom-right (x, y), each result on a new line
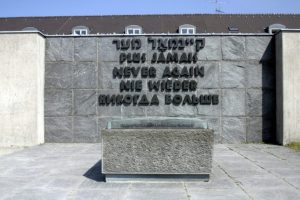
top-left (102, 129), bottom-right (213, 175)
top-left (0, 144), bottom-right (299, 199)
top-left (44, 36), bottom-right (276, 144)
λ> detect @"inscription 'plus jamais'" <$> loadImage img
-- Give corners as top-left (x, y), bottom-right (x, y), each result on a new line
top-left (98, 37), bottom-right (220, 106)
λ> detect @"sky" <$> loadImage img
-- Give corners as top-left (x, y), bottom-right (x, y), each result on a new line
top-left (0, 0), bottom-right (299, 17)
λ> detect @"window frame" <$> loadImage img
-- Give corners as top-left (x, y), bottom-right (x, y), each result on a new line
top-left (179, 24), bottom-right (196, 34)
top-left (72, 26), bottom-right (90, 36)
top-left (126, 28), bottom-right (142, 35)
top-left (73, 28), bottom-right (88, 36)
top-left (125, 25), bottom-right (143, 35)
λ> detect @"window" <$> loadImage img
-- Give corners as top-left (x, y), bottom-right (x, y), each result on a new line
top-left (181, 28), bottom-right (195, 34)
top-left (179, 24), bottom-right (196, 34)
top-left (72, 26), bottom-right (89, 36)
top-left (228, 27), bottom-right (239, 33)
top-left (125, 25), bottom-right (142, 35)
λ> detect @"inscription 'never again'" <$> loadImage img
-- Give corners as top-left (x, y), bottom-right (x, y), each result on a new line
top-left (112, 66), bottom-right (204, 79)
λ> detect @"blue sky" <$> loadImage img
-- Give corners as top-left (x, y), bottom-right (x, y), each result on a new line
top-left (0, 0), bottom-right (299, 17)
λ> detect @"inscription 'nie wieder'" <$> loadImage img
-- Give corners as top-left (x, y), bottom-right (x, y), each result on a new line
top-left (98, 37), bottom-right (220, 106)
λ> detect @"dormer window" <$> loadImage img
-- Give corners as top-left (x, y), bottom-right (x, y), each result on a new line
top-left (179, 24), bottom-right (196, 34)
top-left (22, 27), bottom-right (39, 31)
top-left (72, 26), bottom-right (89, 36)
top-left (125, 25), bottom-right (142, 35)
top-left (228, 27), bottom-right (239, 33)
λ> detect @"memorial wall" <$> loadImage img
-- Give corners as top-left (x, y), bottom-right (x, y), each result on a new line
top-left (44, 35), bottom-right (275, 143)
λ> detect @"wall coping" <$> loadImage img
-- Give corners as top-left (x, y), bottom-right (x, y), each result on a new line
top-left (0, 30), bottom-right (273, 38)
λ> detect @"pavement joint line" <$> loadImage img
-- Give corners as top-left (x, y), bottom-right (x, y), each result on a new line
top-left (215, 162), bottom-right (254, 200)
top-left (252, 145), bottom-right (300, 168)
top-left (65, 175), bottom-right (85, 198)
top-left (227, 146), bottom-right (300, 191)
top-left (183, 182), bottom-right (191, 200)
top-left (251, 145), bottom-right (287, 161)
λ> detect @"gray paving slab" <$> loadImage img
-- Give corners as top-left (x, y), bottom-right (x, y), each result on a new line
top-left (0, 143), bottom-right (299, 200)
top-left (0, 147), bottom-right (24, 156)
top-left (187, 188), bottom-right (251, 200)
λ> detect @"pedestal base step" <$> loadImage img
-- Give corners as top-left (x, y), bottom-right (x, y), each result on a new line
top-left (105, 174), bottom-right (210, 183)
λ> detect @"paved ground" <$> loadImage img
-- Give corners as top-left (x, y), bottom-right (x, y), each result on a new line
top-left (0, 147), bottom-right (24, 156)
top-left (0, 144), bottom-right (299, 200)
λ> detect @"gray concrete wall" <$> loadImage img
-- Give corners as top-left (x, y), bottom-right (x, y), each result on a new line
top-left (0, 33), bottom-right (45, 147)
top-left (44, 35), bottom-right (275, 143)
top-left (276, 31), bottom-right (300, 145)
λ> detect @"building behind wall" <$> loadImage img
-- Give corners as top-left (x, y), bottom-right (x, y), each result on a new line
top-left (1, 14), bottom-right (300, 35)
top-left (0, 14), bottom-right (300, 146)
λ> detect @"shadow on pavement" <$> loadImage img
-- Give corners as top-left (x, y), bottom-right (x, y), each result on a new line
top-left (83, 160), bottom-right (105, 182)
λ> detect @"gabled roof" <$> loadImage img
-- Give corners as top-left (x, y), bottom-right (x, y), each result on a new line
top-left (0, 14), bottom-right (299, 34)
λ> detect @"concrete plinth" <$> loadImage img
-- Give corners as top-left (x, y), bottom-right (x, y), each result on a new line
top-left (102, 129), bottom-right (214, 182)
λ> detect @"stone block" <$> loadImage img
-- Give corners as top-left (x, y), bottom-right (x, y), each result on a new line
top-left (196, 89), bottom-right (221, 116)
top-left (246, 62), bottom-right (275, 89)
top-left (168, 104), bottom-right (197, 117)
top-left (73, 62), bottom-right (97, 89)
top-left (97, 89), bottom-right (122, 117)
top-left (74, 90), bottom-right (97, 115)
top-left (247, 117), bottom-right (274, 143)
top-left (198, 36), bottom-right (222, 60)
top-left (45, 117), bottom-right (73, 142)
top-left (122, 105), bottom-right (146, 117)
top-left (45, 89), bottom-right (72, 116)
top-left (220, 62), bottom-right (246, 88)
top-left (247, 89), bottom-right (263, 116)
top-left (46, 38), bottom-right (74, 62)
top-left (150, 92), bottom-right (196, 118)
top-left (197, 61), bottom-right (220, 89)
top-left (98, 62), bottom-right (120, 90)
top-left (45, 62), bottom-right (73, 89)
top-left (246, 89), bottom-right (274, 117)
top-left (222, 117), bottom-right (246, 143)
top-left (222, 36), bottom-right (246, 60)
top-left (246, 36), bottom-right (273, 61)
top-left (74, 37), bottom-right (97, 61)
top-left (73, 116), bottom-right (99, 142)
top-left (222, 89), bottom-right (246, 116)
top-left (102, 129), bottom-right (214, 175)
top-left (145, 93), bottom-right (171, 116)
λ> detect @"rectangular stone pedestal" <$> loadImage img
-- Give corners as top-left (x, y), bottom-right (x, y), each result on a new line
top-left (102, 129), bottom-right (214, 182)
